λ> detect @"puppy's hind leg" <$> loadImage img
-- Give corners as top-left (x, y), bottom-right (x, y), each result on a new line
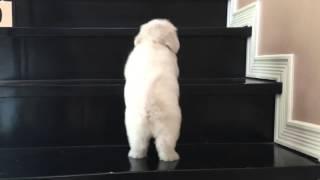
top-left (154, 111), bottom-right (181, 162)
top-left (155, 132), bottom-right (180, 162)
top-left (125, 110), bottom-right (151, 159)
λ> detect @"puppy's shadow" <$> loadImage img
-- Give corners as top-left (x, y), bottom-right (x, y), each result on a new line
top-left (128, 158), bottom-right (179, 172)
top-left (128, 158), bottom-right (149, 172)
top-left (157, 160), bottom-right (179, 171)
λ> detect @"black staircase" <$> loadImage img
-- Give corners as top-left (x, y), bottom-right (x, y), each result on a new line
top-left (0, 0), bottom-right (319, 179)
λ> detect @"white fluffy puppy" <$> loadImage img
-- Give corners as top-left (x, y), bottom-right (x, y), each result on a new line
top-left (124, 19), bottom-right (181, 161)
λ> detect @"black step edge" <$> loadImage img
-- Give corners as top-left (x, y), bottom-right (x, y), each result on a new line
top-left (0, 27), bottom-right (252, 37)
top-left (0, 78), bottom-right (282, 97)
top-left (0, 143), bottom-right (319, 179)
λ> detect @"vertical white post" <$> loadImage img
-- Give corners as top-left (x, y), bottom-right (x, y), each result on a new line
top-left (227, 0), bottom-right (237, 27)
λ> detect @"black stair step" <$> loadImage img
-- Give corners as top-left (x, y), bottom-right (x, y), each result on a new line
top-left (0, 78), bottom-right (281, 147)
top-left (0, 78), bottom-right (280, 97)
top-left (0, 143), bottom-right (319, 179)
top-left (0, 27), bottom-right (251, 37)
top-left (13, 0), bottom-right (228, 27)
top-left (0, 27), bottom-right (251, 80)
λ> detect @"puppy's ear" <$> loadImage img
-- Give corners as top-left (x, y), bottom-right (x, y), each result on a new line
top-left (164, 30), bottom-right (180, 54)
top-left (134, 33), bottom-right (142, 46)
top-left (134, 23), bottom-right (147, 46)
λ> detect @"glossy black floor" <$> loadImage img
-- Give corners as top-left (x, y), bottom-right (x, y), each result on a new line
top-left (0, 143), bottom-right (319, 179)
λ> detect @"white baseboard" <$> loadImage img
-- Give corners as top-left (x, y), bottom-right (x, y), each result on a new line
top-left (228, 0), bottom-right (320, 161)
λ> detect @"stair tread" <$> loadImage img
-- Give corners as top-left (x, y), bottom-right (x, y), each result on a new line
top-left (0, 78), bottom-right (278, 85)
top-left (0, 143), bottom-right (319, 179)
top-left (0, 78), bottom-right (281, 97)
top-left (0, 27), bottom-right (251, 37)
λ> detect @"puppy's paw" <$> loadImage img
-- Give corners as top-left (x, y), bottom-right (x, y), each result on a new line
top-left (159, 151), bottom-right (180, 162)
top-left (128, 150), bottom-right (147, 159)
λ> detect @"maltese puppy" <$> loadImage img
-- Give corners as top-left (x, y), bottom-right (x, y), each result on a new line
top-left (124, 19), bottom-right (181, 161)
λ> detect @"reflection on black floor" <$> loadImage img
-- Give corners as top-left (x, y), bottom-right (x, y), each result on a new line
top-left (0, 143), bottom-right (318, 179)
top-left (129, 158), bottom-right (179, 172)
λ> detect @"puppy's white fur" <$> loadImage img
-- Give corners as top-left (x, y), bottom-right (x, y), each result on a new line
top-left (124, 19), bottom-right (181, 161)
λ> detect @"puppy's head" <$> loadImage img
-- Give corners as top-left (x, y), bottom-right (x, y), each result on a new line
top-left (134, 19), bottom-right (180, 54)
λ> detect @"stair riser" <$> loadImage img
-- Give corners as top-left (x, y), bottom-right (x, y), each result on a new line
top-left (0, 85), bottom-right (275, 147)
top-left (0, 36), bottom-right (247, 80)
top-left (13, 0), bottom-right (228, 27)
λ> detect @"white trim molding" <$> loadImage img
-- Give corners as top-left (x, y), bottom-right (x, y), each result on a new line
top-left (229, 0), bottom-right (320, 161)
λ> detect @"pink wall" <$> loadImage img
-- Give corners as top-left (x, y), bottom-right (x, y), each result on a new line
top-left (236, 0), bottom-right (320, 125)
top-left (0, 1), bottom-right (13, 27)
